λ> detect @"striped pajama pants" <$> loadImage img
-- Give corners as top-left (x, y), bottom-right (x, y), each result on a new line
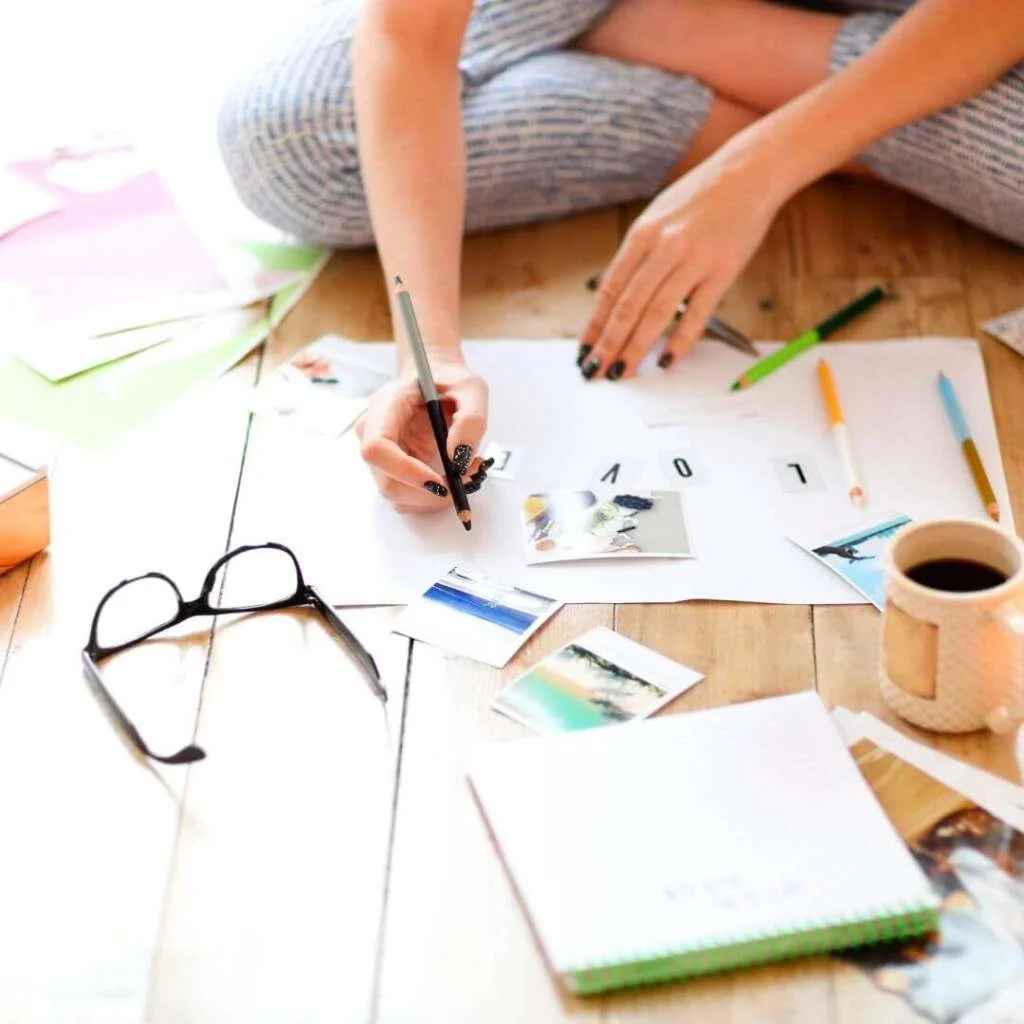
top-left (217, 0), bottom-right (1024, 249)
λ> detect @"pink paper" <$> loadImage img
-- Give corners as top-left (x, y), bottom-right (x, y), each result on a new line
top-left (0, 143), bottom-right (227, 322)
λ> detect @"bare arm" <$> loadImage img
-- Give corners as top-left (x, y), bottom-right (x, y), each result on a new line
top-left (352, 0), bottom-right (492, 515)
top-left (581, 0), bottom-right (1024, 375)
top-left (352, 0), bottom-right (473, 367)
top-left (745, 0), bottom-right (1024, 201)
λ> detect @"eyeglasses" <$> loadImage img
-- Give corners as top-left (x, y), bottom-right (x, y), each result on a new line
top-left (82, 542), bottom-right (384, 765)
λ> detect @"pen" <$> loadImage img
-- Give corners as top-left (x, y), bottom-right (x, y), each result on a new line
top-left (938, 371), bottom-right (999, 522)
top-left (817, 358), bottom-right (865, 507)
top-left (393, 276), bottom-right (472, 531)
top-left (731, 285), bottom-right (888, 391)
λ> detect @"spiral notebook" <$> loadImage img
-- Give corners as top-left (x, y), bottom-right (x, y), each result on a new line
top-left (468, 691), bottom-right (939, 995)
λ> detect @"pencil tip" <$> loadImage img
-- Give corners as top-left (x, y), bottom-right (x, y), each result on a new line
top-left (850, 487), bottom-right (866, 507)
top-left (730, 380), bottom-right (742, 392)
top-left (463, 521), bottom-right (472, 531)
top-left (988, 503), bottom-right (1000, 522)
top-left (394, 275), bottom-right (403, 287)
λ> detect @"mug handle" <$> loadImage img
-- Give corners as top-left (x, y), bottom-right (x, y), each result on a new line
top-left (986, 606), bottom-right (1024, 734)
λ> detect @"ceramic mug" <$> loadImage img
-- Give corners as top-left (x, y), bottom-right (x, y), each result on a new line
top-left (880, 518), bottom-right (1024, 734)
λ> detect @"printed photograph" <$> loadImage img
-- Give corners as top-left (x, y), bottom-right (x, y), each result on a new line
top-left (792, 512), bottom-right (912, 609)
top-left (842, 741), bottom-right (1024, 1024)
top-left (250, 335), bottom-right (389, 437)
top-left (520, 488), bottom-right (691, 564)
top-left (493, 626), bottom-right (703, 734)
top-left (392, 565), bottom-right (562, 669)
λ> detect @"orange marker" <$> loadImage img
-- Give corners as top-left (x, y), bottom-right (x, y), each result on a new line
top-left (817, 358), bottom-right (865, 507)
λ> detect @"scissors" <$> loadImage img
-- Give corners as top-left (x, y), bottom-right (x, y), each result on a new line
top-left (585, 273), bottom-right (758, 359)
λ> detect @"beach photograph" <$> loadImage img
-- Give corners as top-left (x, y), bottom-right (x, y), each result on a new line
top-left (393, 566), bottom-right (562, 668)
top-left (493, 626), bottom-right (704, 733)
top-left (793, 512), bottom-right (912, 609)
top-left (520, 488), bottom-right (691, 564)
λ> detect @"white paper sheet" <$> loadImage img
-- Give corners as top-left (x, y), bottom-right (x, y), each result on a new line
top-left (832, 708), bottom-right (1024, 828)
top-left (246, 337), bottom-right (1011, 607)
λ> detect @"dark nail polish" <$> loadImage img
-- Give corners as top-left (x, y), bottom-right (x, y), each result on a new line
top-left (606, 360), bottom-right (625, 381)
top-left (658, 352), bottom-right (674, 370)
top-left (464, 460), bottom-right (490, 493)
top-left (452, 444), bottom-right (473, 476)
top-left (423, 481), bottom-right (448, 497)
top-left (576, 344), bottom-right (592, 368)
top-left (581, 359), bottom-right (601, 380)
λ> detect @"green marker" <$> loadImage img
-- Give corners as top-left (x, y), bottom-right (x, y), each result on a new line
top-left (730, 286), bottom-right (888, 391)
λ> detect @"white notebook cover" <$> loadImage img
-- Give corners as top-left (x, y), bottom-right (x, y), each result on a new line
top-left (468, 691), bottom-right (938, 989)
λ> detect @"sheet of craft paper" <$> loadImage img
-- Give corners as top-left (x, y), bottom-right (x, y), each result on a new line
top-left (0, 269), bottom-right (322, 449)
top-left (240, 337), bottom-right (1011, 607)
top-left (0, 144), bottom-right (326, 340)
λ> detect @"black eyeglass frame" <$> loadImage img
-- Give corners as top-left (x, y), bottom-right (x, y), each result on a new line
top-left (82, 542), bottom-right (384, 766)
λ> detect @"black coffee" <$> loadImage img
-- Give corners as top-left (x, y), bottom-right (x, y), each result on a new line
top-left (905, 558), bottom-right (1008, 593)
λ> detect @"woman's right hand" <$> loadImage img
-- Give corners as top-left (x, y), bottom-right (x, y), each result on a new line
top-left (355, 358), bottom-right (490, 513)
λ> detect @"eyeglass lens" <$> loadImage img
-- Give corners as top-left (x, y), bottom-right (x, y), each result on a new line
top-left (208, 545), bottom-right (302, 610)
top-left (95, 576), bottom-right (182, 650)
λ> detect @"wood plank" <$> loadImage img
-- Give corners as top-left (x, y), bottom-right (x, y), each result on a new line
top-left (460, 213), bottom-right (620, 340)
top-left (149, 269), bottom-right (408, 1022)
top-left (0, 360), bottom-right (256, 1023)
top-left (813, 233), bottom-right (1023, 1024)
top-left (376, 211), bottom-right (620, 1023)
top-left (787, 178), bottom-right (966, 280)
top-left (148, 599), bottom-right (405, 1024)
top-left (376, 606), bottom-right (611, 1024)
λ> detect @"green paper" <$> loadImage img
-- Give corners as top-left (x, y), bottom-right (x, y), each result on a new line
top-left (0, 267), bottom-right (321, 449)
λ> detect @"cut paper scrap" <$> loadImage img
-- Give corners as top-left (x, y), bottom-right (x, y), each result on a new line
top-left (621, 340), bottom-right (764, 426)
top-left (981, 306), bottom-right (1024, 359)
top-left (0, 168), bottom-right (60, 240)
top-left (0, 270), bottom-right (321, 449)
top-left (631, 389), bottom-right (762, 427)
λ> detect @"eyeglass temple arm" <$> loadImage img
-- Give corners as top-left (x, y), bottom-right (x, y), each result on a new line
top-left (81, 652), bottom-right (207, 765)
top-left (306, 587), bottom-right (387, 704)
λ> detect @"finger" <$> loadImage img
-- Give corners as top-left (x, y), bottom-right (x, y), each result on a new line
top-left (585, 236), bottom-right (678, 379)
top-left (359, 398), bottom-right (448, 493)
top-left (377, 472), bottom-right (451, 510)
top-left (658, 281), bottom-right (723, 369)
top-left (464, 461), bottom-right (490, 495)
top-left (441, 376), bottom-right (489, 473)
top-left (578, 221), bottom-right (657, 368)
top-left (610, 267), bottom-right (701, 380)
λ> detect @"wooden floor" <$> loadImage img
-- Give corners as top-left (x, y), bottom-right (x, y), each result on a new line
top-left (0, 176), bottom-right (1022, 1023)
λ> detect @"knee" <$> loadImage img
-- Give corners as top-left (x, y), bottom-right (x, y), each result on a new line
top-left (216, 36), bottom-right (373, 248)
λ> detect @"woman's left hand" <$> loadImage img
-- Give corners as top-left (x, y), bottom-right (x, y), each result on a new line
top-left (578, 141), bottom-right (784, 379)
